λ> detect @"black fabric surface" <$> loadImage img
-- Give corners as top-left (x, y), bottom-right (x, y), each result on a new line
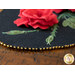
top-left (0, 9), bottom-right (75, 48)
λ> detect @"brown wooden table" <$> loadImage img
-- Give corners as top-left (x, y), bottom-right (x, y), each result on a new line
top-left (0, 45), bottom-right (75, 65)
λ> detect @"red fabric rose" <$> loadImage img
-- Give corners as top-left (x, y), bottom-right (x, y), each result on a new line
top-left (69, 9), bottom-right (75, 12)
top-left (53, 9), bottom-right (75, 13)
top-left (14, 9), bottom-right (58, 29)
top-left (53, 9), bottom-right (64, 13)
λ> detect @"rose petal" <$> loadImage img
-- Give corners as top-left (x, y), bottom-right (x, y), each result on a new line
top-left (14, 18), bottom-right (29, 27)
top-left (29, 24), bottom-right (49, 29)
top-left (18, 9), bottom-right (25, 17)
top-left (53, 9), bottom-right (64, 13)
top-left (69, 9), bottom-right (75, 12)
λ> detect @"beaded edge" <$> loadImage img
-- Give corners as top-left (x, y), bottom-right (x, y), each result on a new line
top-left (0, 41), bottom-right (75, 50)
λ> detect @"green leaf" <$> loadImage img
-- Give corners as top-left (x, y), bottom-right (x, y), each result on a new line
top-left (2, 30), bottom-right (39, 35)
top-left (46, 24), bottom-right (58, 45)
top-left (63, 17), bottom-right (75, 29)
top-left (46, 35), bottom-right (54, 45)
top-left (58, 12), bottom-right (75, 20)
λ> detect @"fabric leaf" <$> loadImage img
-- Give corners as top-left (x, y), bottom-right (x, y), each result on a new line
top-left (46, 24), bottom-right (58, 45)
top-left (63, 17), bottom-right (75, 29)
top-left (58, 12), bottom-right (75, 20)
top-left (2, 30), bottom-right (39, 35)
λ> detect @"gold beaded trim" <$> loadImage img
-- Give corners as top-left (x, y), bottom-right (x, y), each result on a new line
top-left (0, 41), bottom-right (75, 50)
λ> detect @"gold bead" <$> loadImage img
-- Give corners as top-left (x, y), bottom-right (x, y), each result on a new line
top-left (13, 46), bottom-right (16, 48)
top-left (55, 46), bottom-right (58, 49)
top-left (49, 47), bottom-right (51, 49)
top-left (32, 48), bottom-right (35, 50)
top-left (24, 48), bottom-right (27, 50)
top-left (58, 46), bottom-right (61, 48)
top-left (46, 47), bottom-right (49, 50)
top-left (43, 48), bottom-right (45, 50)
top-left (29, 48), bottom-right (31, 50)
top-left (53, 47), bottom-right (55, 49)
top-left (61, 46), bottom-right (64, 48)
top-left (35, 48), bottom-right (38, 50)
top-left (17, 46), bottom-right (20, 49)
top-left (1, 42), bottom-right (3, 45)
top-left (7, 45), bottom-right (10, 47)
top-left (40, 48), bottom-right (42, 50)
top-left (21, 47), bottom-right (23, 49)
top-left (3, 44), bottom-right (6, 46)
top-left (10, 45), bottom-right (12, 48)
top-left (0, 9), bottom-right (3, 12)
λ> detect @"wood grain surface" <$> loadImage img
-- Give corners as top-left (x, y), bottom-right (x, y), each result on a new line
top-left (0, 45), bottom-right (75, 65)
